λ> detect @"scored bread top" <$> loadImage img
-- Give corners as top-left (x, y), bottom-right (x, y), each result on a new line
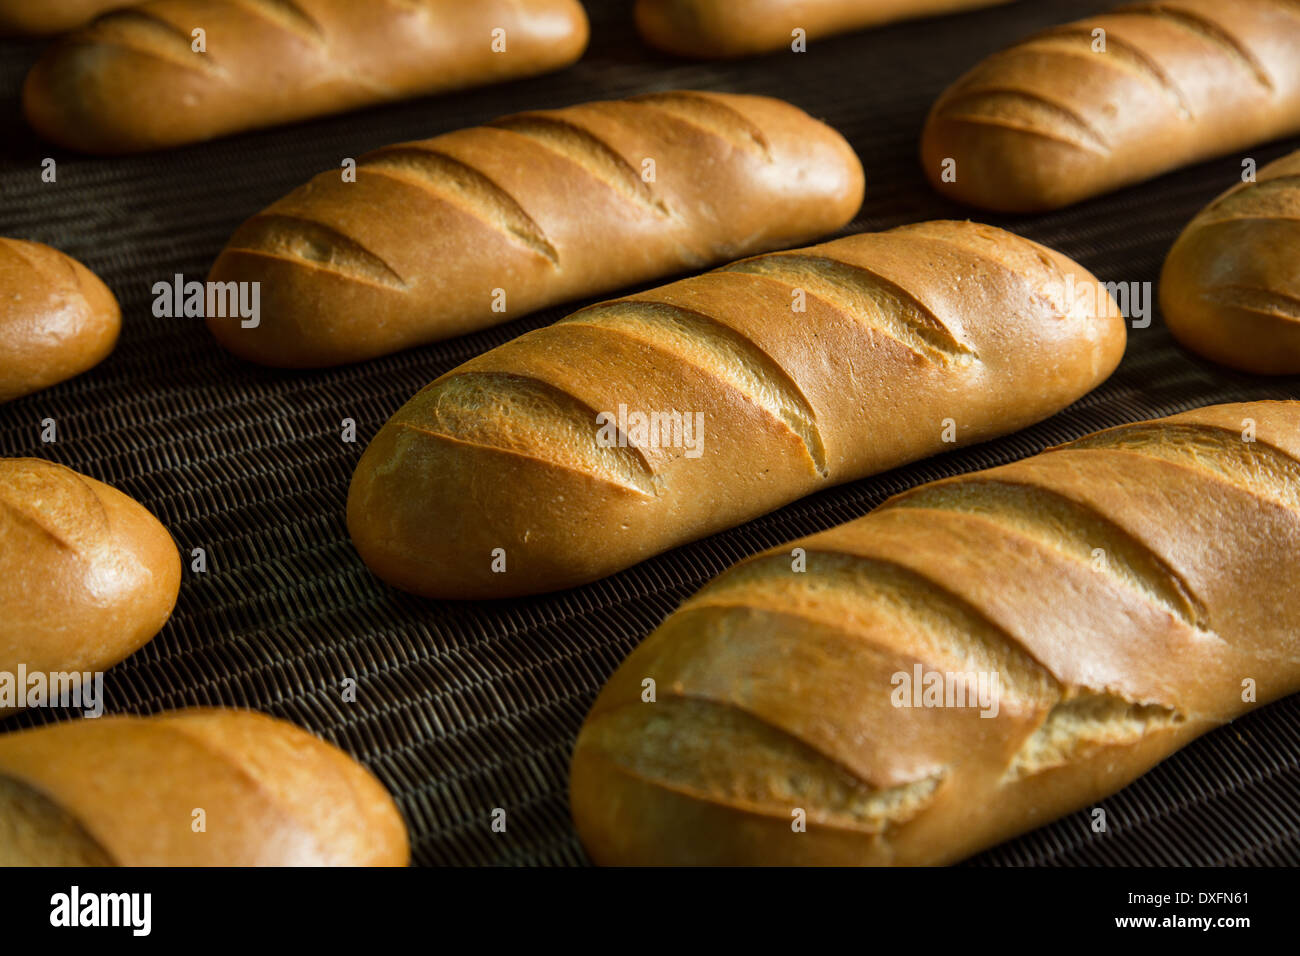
top-left (570, 400), bottom-right (1300, 865)
top-left (347, 220), bottom-right (1126, 599)
top-left (922, 0), bottom-right (1300, 211)
top-left (0, 709), bottom-right (410, 866)
top-left (0, 458), bottom-right (180, 714)
top-left (1160, 148), bottom-right (1300, 373)
top-left (0, 238), bottom-right (120, 403)
top-left (21, 0), bottom-right (590, 151)
top-left (207, 91), bottom-right (865, 366)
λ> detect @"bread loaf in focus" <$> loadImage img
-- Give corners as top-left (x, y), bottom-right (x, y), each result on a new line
top-left (22, 0), bottom-right (590, 152)
top-left (0, 0), bottom-right (136, 35)
top-left (1, 238), bottom-right (119, 403)
top-left (0, 709), bottom-right (409, 865)
top-left (571, 401), bottom-right (1300, 865)
top-left (1160, 149), bottom-right (1300, 374)
top-left (1, 458), bottom-right (180, 716)
top-left (922, 0), bottom-right (1300, 211)
top-left (348, 220), bottom-right (1126, 599)
top-left (207, 91), bottom-right (864, 366)
top-left (636, 0), bottom-right (1013, 58)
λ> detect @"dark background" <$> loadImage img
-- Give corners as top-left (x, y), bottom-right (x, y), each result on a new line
top-left (1, 0), bottom-right (1297, 866)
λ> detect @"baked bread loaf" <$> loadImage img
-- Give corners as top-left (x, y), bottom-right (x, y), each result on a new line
top-left (1160, 149), bottom-right (1300, 374)
top-left (0, 708), bottom-right (409, 865)
top-left (1, 458), bottom-right (180, 716)
top-left (1, 238), bottom-right (120, 403)
top-left (22, 0), bottom-right (590, 153)
top-left (207, 91), bottom-right (865, 367)
top-left (571, 400), bottom-right (1300, 865)
top-left (0, 0), bottom-right (135, 35)
top-left (636, 0), bottom-right (1013, 58)
top-left (922, 0), bottom-right (1300, 211)
top-left (348, 220), bottom-right (1126, 600)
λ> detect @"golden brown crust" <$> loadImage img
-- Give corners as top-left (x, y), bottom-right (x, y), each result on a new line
top-left (0, 709), bottom-right (410, 866)
top-left (0, 238), bottom-right (120, 403)
top-left (570, 401), bottom-right (1300, 865)
top-left (0, 0), bottom-right (132, 36)
top-left (922, 0), bottom-right (1300, 211)
top-left (0, 776), bottom-right (114, 865)
top-left (22, 0), bottom-right (590, 152)
top-left (634, 0), bottom-right (1013, 58)
top-left (1160, 149), bottom-right (1300, 373)
top-left (207, 91), bottom-right (865, 366)
top-left (347, 220), bottom-right (1126, 599)
top-left (0, 458), bottom-right (181, 716)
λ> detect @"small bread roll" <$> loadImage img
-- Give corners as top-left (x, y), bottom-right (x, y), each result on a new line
top-left (0, 458), bottom-right (181, 715)
top-left (1160, 149), bottom-right (1300, 374)
top-left (0, 238), bottom-right (120, 403)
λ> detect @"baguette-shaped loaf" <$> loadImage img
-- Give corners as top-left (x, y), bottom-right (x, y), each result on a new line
top-left (0, 0), bottom-right (134, 35)
top-left (1, 458), bottom-right (180, 716)
top-left (0, 709), bottom-right (409, 865)
top-left (207, 91), bottom-right (865, 367)
top-left (922, 0), bottom-right (1300, 211)
top-left (1160, 149), bottom-right (1300, 374)
top-left (570, 401), bottom-right (1300, 865)
top-left (1, 238), bottom-right (120, 403)
top-left (22, 0), bottom-right (590, 153)
top-left (636, 0), bottom-right (1013, 58)
top-left (348, 221), bottom-right (1126, 599)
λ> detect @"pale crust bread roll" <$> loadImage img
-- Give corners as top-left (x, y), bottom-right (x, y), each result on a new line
top-left (0, 238), bottom-right (120, 404)
top-left (0, 709), bottom-right (410, 866)
top-left (22, 0), bottom-right (590, 153)
top-left (636, 0), bottom-right (1014, 58)
top-left (347, 221), bottom-right (1126, 600)
top-left (0, 0), bottom-right (136, 35)
top-left (1160, 149), bottom-right (1300, 374)
top-left (206, 91), bottom-right (865, 367)
top-left (0, 458), bottom-right (180, 716)
top-left (922, 0), bottom-right (1300, 211)
top-left (571, 401), bottom-right (1300, 865)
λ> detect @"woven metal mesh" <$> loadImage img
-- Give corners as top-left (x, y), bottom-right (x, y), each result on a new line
top-left (1, 0), bottom-right (1297, 866)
